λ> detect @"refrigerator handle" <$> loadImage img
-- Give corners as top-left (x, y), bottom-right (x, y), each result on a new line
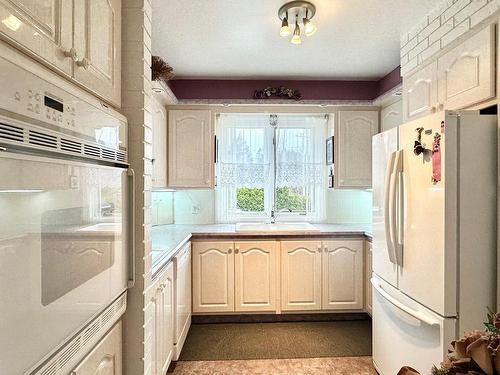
top-left (371, 278), bottom-right (440, 327)
top-left (127, 168), bottom-right (136, 289)
top-left (385, 151), bottom-right (397, 264)
top-left (393, 150), bottom-right (404, 266)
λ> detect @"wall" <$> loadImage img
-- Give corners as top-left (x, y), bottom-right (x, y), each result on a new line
top-left (121, 1), bottom-right (153, 374)
top-left (401, 0), bottom-right (500, 76)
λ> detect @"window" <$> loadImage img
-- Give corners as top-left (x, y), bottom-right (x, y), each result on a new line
top-left (216, 113), bottom-right (327, 223)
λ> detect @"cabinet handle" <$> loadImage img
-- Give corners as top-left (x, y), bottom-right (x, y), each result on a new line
top-left (63, 47), bottom-right (78, 61)
top-left (430, 106), bottom-right (437, 113)
top-left (77, 57), bottom-right (90, 70)
top-left (438, 103), bottom-right (444, 110)
top-left (324, 246), bottom-right (328, 252)
top-left (228, 248), bottom-right (232, 254)
top-left (317, 246), bottom-right (322, 253)
top-left (235, 247), bottom-right (239, 254)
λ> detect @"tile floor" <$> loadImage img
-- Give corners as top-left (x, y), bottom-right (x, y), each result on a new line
top-left (170, 357), bottom-right (377, 375)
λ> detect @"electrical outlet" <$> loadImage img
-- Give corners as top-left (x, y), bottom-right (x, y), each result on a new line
top-left (192, 204), bottom-right (200, 214)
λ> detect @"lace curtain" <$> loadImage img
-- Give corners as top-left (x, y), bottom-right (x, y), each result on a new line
top-left (216, 113), bottom-right (327, 223)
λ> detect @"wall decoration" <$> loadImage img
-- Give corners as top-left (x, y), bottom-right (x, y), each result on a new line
top-left (253, 86), bottom-right (302, 100)
top-left (152, 56), bottom-right (174, 83)
top-left (326, 136), bottom-right (334, 164)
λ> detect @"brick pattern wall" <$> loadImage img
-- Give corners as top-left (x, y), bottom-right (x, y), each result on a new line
top-left (401, 0), bottom-right (500, 76)
top-left (121, 1), bottom-right (153, 374)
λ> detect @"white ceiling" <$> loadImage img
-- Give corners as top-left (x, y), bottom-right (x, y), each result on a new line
top-left (152, 0), bottom-right (436, 80)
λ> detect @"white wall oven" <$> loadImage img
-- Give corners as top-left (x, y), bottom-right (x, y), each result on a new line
top-left (0, 47), bottom-right (132, 375)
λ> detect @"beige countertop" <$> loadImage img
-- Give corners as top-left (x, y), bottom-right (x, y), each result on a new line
top-left (151, 223), bottom-right (372, 276)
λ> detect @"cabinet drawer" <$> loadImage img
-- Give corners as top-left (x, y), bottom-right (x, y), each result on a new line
top-left (72, 321), bottom-right (122, 375)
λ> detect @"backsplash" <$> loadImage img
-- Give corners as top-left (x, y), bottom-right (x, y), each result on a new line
top-left (152, 189), bottom-right (371, 225)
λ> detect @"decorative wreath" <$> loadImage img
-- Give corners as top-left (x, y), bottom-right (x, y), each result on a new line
top-left (152, 56), bottom-right (174, 83)
top-left (253, 86), bottom-right (302, 100)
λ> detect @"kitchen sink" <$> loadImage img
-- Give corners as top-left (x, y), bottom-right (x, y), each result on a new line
top-left (235, 222), bottom-right (320, 232)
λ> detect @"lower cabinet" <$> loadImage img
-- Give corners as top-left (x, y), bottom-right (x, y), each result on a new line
top-left (192, 241), bottom-right (278, 313)
top-left (173, 242), bottom-right (192, 360)
top-left (71, 321), bottom-right (122, 375)
top-left (322, 241), bottom-right (363, 310)
top-left (150, 262), bottom-right (174, 375)
top-left (281, 241), bottom-right (322, 311)
top-left (193, 239), bottom-right (368, 314)
top-left (365, 241), bottom-right (373, 316)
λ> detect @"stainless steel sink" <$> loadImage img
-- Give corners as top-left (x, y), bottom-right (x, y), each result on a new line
top-left (235, 222), bottom-right (320, 232)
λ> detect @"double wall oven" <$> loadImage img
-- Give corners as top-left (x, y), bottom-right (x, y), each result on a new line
top-left (0, 46), bottom-right (132, 374)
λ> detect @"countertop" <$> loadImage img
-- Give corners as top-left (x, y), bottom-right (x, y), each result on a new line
top-left (151, 223), bottom-right (372, 276)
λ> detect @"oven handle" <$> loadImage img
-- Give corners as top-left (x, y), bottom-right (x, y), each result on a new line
top-left (127, 168), bottom-right (136, 288)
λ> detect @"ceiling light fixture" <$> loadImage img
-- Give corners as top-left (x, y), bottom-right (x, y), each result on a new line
top-left (278, 1), bottom-right (317, 44)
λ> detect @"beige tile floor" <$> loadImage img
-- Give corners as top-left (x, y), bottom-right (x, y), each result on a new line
top-left (170, 356), bottom-right (377, 375)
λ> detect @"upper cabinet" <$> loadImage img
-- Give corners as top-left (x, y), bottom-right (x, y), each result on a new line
top-left (437, 24), bottom-right (495, 111)
top-left (73, 0), bottom-right (121, 106)
top-left (168, 110), bottom-right (214, 189)
top-left (381, 100), bottom-right (403, 132)
top-left (0, 1), bottom-right (73, 76)
top-left (403, 61), bottom-right (438, 121)
top-left (152, 95), bottom-right (167, 188)
top-left (335, 110), bottom-right (378, 189)
top-left (403, 24), bottom-right (495, 121)
top-left (0, 0), bottom-right (121, 107)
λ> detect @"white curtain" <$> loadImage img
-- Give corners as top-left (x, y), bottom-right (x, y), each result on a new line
top-left (216, 113), bottom-right (327, 223)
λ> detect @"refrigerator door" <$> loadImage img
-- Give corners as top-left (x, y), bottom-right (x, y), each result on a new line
top-left (372, 128), bottom-right (399, 287)
top-left (372, 276), bottom-right (456, 375)
top-left (0, 152), bottom-right (129, 375)
top-left (397, 112), bottom-right (450, 316)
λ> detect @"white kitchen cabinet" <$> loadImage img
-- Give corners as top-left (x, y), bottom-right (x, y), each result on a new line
top-left (168, 110), bottom-right (214, 188)
top-left (173, 242), bottom-right (191, 360)
top-left (403, 61), bottom-right (438, 121)
top-left (322, 240), bottom-right (363, 310)
top-left (192, 242), bottom-right (234, 313)
top-left (72, 321), bottom-right (122, 375)
top-left (437, 24), bottom-right (495, 111)
top-left (73, 0), bottom-right (122, 107)
top-left (152, 95), bottom-right (167, 189)
top-left (0, 0), bottom-right (121, 107)
top-left (381, 99), bottom-right (403, 132)
top-left (335, 111), bottom-right (378, 188)
top-left (365, 241), bottom-right (373, 316)
top-left (0, 0), bottom-right (73, 76)
top-left (281, 241), bottom-right (322, 311)
top-left (235, 241), bottom-right (278, 312)
top-left (149, 262), bottom-right (174, 375)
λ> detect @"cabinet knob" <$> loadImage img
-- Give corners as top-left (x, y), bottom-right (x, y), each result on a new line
top-left (235, 247), bottom-right (239, 254)
top-left (77, 57), bottom-right (90, 70)
top-left (438, 103), bottom-right (444, 110)
top-left (317, 246), bottom-right (322, 253)
top-left (63, 47), bottom-right (78, 61)
top-left (431, 106), bottom-right (437, 113)
top-left (228, 248), bottom-right (232, 254)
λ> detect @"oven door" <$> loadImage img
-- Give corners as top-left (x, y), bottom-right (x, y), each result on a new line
top-left (0, 152), bottom-right (129, 375)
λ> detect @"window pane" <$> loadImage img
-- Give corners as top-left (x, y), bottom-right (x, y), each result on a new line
top-left (236, 187), bottom-right (264, 212)
top-left (276, 186), bottom-right (306, 212)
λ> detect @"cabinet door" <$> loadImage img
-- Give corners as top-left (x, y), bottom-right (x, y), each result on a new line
top-left (192, 242), bottom-right (234, 313)
top-left (335, 111), bottom-right (378, 188)
top-left (235, 241), bottom-right (278, 312)
top-left (73, 0), bottom-right (121, 106)
top-left (72, 321), bottom-right (122, 375)
top-left (152, 96), bottom-right (167, 188)
top-left (168, 110), bottom-right (214, 188)
top-left (153, 281), bottom-right (163, 375)
top-left (0, 0), bottom-right (73, 76)
top-left (174, 242), bottom-right (191, 358)
top-left (438, 24), bottom-right (495, 110)
top-left (322, 240), bottom-right (363, 310)
top-left (381, 100), bottom-right (403, 132)
top-left (160, 263), bottom-right (174, 375)
top-left (281, 241), bottom-right (322, 311)
top-left (403, 61), bottom-right (438, 121)
top-left (365, 241), bottom-right (373, 316)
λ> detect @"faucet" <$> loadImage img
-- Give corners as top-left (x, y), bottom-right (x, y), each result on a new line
top-left (270, 210), bottom-right (276, 224)
top-left (269, 208), bottom-right (292, 223)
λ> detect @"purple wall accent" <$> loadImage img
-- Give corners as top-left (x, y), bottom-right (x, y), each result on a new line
top-left (376, 66), bottom-right (402, 97)
top-left (168, 67), bottom-right (401, 101)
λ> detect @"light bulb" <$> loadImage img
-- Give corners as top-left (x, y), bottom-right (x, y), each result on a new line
top-left (303, 18), bottom-right (317, 36)
top-left (280, 18), bottom-right (291, 37)
top-left (291, 18), bottom-right (301, 44)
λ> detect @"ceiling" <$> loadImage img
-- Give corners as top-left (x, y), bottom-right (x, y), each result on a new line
top-left (151, 0), bottom-right (436, 80)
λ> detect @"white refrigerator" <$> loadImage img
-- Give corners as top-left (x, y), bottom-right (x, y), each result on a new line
top-left (371, 110), bottom-right (497, 375)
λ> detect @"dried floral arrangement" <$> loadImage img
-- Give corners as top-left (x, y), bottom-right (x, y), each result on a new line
top-left (152, 56), bottom-right (174, 83)
top-left (399, 309), bottom-right (500, 375)
top-left (253, 86), bottom-right (302, 100)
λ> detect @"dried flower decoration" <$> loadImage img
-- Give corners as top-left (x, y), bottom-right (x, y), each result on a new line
top-left (152, 56), bottom-right (174, 83)
top-left (253, 86), bottom-right (302, 101)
